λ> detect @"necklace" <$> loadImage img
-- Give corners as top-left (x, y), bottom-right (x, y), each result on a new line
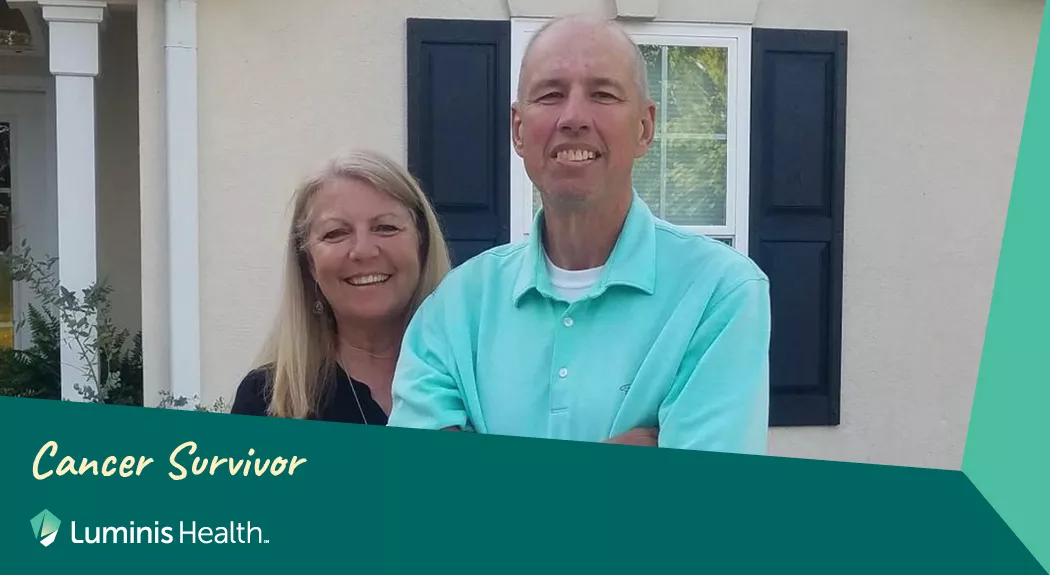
top-left (336, 360), bottom-right (369, 425)
top-left (341, 340), bottom-right (398, 359)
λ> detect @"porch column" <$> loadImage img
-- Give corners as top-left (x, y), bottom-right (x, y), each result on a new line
top-left (39, 0), bottom-right (107, 401)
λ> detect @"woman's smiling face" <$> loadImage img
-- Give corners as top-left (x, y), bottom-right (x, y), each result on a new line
top-left (305, 177), bottom-right (422, 326)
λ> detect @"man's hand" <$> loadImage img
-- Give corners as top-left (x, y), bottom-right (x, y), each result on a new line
top-left (604, 427), bottom-right (659, 447)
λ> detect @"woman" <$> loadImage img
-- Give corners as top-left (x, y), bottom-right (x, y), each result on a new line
top-left (231, 150), bottom-right (452, 424)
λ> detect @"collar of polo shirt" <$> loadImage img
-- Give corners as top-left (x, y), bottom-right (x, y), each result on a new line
top-left (512, 189), bottom-right (657, 305)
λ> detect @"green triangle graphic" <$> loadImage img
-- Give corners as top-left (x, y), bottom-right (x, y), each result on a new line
top-left (962, 4), bottom-right (1050, 573)
top-left (29, 513), bottom-right (44, 538)
top-left (29, 510), bottom-right (60, 540)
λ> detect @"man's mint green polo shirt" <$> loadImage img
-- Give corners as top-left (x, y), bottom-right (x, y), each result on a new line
top-left (388, 193), bottom-right (771, 454)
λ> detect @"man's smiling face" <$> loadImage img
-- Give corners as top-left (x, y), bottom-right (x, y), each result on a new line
top-left (512, 19), bottom-right (656, 208)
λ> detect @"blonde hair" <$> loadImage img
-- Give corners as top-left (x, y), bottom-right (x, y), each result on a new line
top-left (253, 150), bottom-right (452, 419)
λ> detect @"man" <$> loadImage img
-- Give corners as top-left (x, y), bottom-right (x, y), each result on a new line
top-left (387, 15), bottom-right (771, 454)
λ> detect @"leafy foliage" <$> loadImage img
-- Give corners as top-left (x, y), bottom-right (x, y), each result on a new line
top-left (0, 304), bottom-right (60, 399)
top-left (0, 239), bottom-right (142, 405)
top-left (156, 390), bottom-right (230, 413)
top-left (0, 235), bottom-right (230, 411)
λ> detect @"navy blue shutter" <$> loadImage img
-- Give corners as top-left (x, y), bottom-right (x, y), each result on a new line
top-left (406, 18), bottom-right (511, 267)
top-left (749, 28), bottom-right (848, 426)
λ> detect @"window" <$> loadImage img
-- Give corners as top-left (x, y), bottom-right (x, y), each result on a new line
top-left (0, 121), bottom-right (12, 349)
top-left (509, 19), bottom-right (751, 253)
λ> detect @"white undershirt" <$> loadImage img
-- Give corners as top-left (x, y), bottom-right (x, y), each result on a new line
top-left (543, 249), bottom-right (604, 303)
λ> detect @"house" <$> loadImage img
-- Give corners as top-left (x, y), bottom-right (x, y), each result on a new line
top-left (0, 0), bottom-right (1042, 470)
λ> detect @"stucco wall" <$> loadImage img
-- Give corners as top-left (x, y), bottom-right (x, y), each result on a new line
top-left (190, 0), bottom-right (1043, 469)
top-left (0, 51), bottom-right (49, 77)
top-left (754, 0), bottom-right (1043, 469)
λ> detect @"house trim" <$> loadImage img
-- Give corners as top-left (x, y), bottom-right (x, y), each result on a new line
top-left (163, 0), bottom-right (202, 406)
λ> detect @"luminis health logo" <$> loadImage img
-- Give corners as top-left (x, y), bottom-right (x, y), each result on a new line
top-left (30, 509), bottom-right (62, 547)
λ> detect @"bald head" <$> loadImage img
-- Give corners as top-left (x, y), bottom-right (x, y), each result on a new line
top-left (510, 13), bottom-right (657, 219)
top-left (516, 15), bottom-right (650, 103)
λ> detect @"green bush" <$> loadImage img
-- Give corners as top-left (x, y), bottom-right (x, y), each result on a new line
top-left (0, 239), bottom-right (143, 405)
top-left (0, 303), bottom-right (60, 399)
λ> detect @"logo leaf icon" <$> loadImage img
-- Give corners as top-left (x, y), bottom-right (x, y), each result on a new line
top-left (30, 510), bottom-right (61, 547)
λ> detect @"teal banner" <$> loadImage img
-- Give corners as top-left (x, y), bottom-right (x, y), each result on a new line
top-left (0, 396), bottom-right (1043, 572)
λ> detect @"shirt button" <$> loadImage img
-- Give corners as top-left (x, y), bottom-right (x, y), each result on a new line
top-left (558, 367), bottom-right (569, 378)
top-left (563, 317), bottom-right (574, 327)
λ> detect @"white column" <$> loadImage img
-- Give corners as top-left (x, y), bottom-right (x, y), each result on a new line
top-left (39, 0), bottom-right (107, 401)
top-left (164, 0), bottom-right (202, 405)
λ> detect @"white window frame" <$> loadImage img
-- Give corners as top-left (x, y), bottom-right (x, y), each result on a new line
top-left (509, 18), bottom-right (752, 255)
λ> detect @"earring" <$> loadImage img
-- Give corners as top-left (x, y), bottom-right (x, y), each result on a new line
top-left (312, 281), bottom-right (325, 316)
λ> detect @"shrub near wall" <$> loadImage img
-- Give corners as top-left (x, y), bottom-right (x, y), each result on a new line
top-left (0, 240), bottom-right (143, 405)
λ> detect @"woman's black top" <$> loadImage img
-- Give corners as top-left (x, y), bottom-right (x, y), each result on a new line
top-left (231, 363), bottom-right (388, 425)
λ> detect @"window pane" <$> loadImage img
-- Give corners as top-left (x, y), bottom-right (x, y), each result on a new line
top-left (634, 43), bottom-right (663, 213)
top-left (632, 136), bottom-right (662, 214)
top-left (665, 138), bottom-right (727, 225)
top-left (633, 44), bottom-right (729, 226)
top-left (640, 44), bottom-right (664, 136)
top-left (666, 46), bottom-right (728, 137)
